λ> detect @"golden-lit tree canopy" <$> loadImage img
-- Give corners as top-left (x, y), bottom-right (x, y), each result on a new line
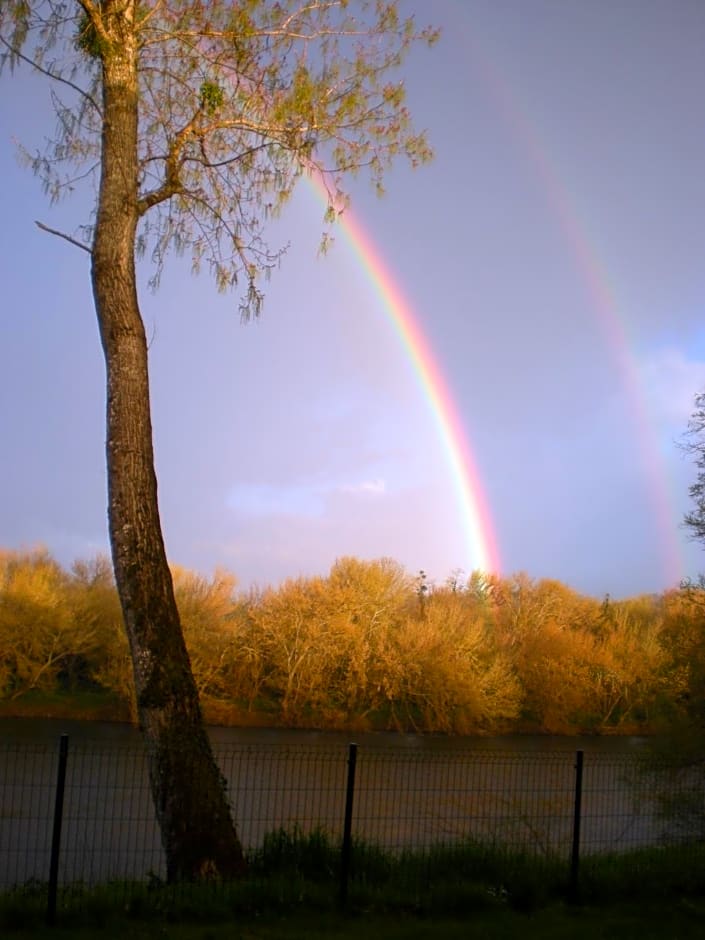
top-left (3, 547), bottom-right (702, 737)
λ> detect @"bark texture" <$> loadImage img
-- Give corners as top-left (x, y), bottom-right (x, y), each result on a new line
top-left (90, 1), bottom-right (244, 881)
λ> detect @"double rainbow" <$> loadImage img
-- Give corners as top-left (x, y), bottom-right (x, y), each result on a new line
top-left (301, 9), bottom-right (685, 589)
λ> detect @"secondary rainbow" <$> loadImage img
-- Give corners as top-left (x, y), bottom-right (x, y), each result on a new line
top-left (307, 173), bottom-right (501, 575)
top-left (454, 13), bottom-right (683, 586)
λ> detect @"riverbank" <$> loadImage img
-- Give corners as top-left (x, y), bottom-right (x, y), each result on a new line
top-left (0, 692), bottom-right (312, 730)
top-left (0, 690), bottom-right (663, 736)
top-left (0, 691), bottom-right (132, 723)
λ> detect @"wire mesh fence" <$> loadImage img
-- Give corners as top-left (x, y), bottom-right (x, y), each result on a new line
top-left (1, 735), bottom-right (703, 913)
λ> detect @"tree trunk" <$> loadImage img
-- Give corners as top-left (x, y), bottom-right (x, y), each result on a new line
top-left (90, 3), bottom-right (244, 881)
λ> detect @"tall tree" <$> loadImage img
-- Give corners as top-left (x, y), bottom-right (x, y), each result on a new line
top-left (0, 0), bottom-right (436, 880)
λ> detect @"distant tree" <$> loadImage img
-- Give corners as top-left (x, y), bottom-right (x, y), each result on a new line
top-left (0, 549), bottom-right (80, 698)
top-left (246, 575), bottom-right (330, 722)
top-left (678, 390), bottom-right (705, 734)
top-left (0, 0), bottom-right (437, 880)
top-left (683, 391), bottom-right (705, 543)
top-left (171, 566), bottom-right (238, 700)
top-left (68, 554), bottom-right (133, 708)
top-left (389, 588), bottom-right (520, 734)
top-left (0, 549), bottom-right (114, 699)
top-left (324, 556), bottom-right (410, 723)
top-left (661, 584), bottom-right (705, 732)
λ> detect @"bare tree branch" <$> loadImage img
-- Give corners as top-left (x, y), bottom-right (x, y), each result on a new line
top-left (0, 34), bottom-right (102, 117)
top-left (35, 219), bottom-right (91, 254)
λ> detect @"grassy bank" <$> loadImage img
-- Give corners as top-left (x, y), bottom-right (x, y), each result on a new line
top-left (4, 900), bottom-right (705, 940)
top-left (3, 832), bottom-right (705, 934)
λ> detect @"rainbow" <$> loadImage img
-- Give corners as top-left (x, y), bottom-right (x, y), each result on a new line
top-left (306, 173), bottom-right (501, 575)
top-left (213, 50), bottom-right (500, 576)
top-left (453, 14), bottom-right (683, 586)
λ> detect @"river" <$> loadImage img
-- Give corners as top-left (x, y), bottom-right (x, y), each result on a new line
top-left (0, 716), bottom-right (653, 750)
top-left (0, 718), bottom-right (689, 888)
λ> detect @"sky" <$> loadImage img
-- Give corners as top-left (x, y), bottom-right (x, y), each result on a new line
top-left (2, 0), bottom-right (705, 599)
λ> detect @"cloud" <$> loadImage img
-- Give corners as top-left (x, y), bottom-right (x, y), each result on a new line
top-left (210, 475), bottom-right (469, 590)
top-left (639, 347), bottom-right (705, 427)
top-left (227, 476), bottom-right (388, 519)
top-left (339, 478), bottom-right (386, 496)
top-left (226, 482), bottom-right (324, 517)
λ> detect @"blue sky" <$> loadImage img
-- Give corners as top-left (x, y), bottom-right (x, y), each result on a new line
top-left (2, 0), bottom-right (705, 597)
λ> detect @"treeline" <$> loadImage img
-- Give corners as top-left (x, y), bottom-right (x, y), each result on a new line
top-left (1, 547), bottom-right (704, 735)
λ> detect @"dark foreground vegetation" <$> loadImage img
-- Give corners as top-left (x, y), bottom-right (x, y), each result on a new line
top-left (2, 833), bottom-right (705, 937)
top-left (5, 903), bottom-right (705, 940)
top-left (2, 547), bottom-right (705, 735)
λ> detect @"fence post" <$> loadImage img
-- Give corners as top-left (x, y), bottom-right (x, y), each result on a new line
top-left (47, 734), bottom-right (69, 926)
top-left (339, 742), bottom-right (358, 909)
top-left (569, 749), bottom-right (584, 902)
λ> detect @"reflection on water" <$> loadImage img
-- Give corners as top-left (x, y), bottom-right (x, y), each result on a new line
top-left (0, 716), bottom-right (651, 752)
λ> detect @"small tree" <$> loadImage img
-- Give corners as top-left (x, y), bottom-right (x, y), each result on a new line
top-left (0, 1), bottom-right (436, 880)
top-left (676, 392), bottom-right (705, 736)
top-left (683, 391), bottom-right (705, 543)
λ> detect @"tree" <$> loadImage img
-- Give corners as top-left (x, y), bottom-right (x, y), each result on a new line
top-left (392, 588), bottom-right (520, 734)
top-left (0, 1), bottom-right (436, 880)
top-left (661, 584), bottom-right (705, 732)
top-left (171, 565), bottom-right (239, 700)
top-left (323, 556), bottom-right (410, 723)
top-left (679, 391), bottom-right (705, 734)
top-left (0, 548), bottom-right (97, 699)
top-left (68, 554), bottom-right (135, 715)
top-left (684, 391), bottom-right (705, 543)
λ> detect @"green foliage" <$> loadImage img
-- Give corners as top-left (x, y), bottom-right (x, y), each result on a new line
top-left (74, 12), bottom-right (105, 60)
top-left (0, 0), bottom-right (438, 316)
top-left (579, 843), bottom-right (705, 903)
top-left (199, 81), bottom-right (224, 115)
top-left (251, 826), bottom-right (338, 881)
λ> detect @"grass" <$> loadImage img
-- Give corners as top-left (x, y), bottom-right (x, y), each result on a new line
top-left (4, 900), bottom-right (705, 940)
top-left (3, 829), bottom-right (705, 936)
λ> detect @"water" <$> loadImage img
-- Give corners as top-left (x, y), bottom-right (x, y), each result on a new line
top-left (0, 718), bottom-right (687, 889)
top-left (0, 716), bottom-right (653, 751)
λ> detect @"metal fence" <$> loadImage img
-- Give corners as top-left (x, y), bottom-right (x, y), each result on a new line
top-left (1, 736), bottom-right (703, 910)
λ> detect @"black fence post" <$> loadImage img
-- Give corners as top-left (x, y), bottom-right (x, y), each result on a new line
top-left (569, 749), bottom-right (584, 902)
top-left (47, 734), bottom-right (69, 926)
top-left (340, 742), bottom-right (358, 909)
